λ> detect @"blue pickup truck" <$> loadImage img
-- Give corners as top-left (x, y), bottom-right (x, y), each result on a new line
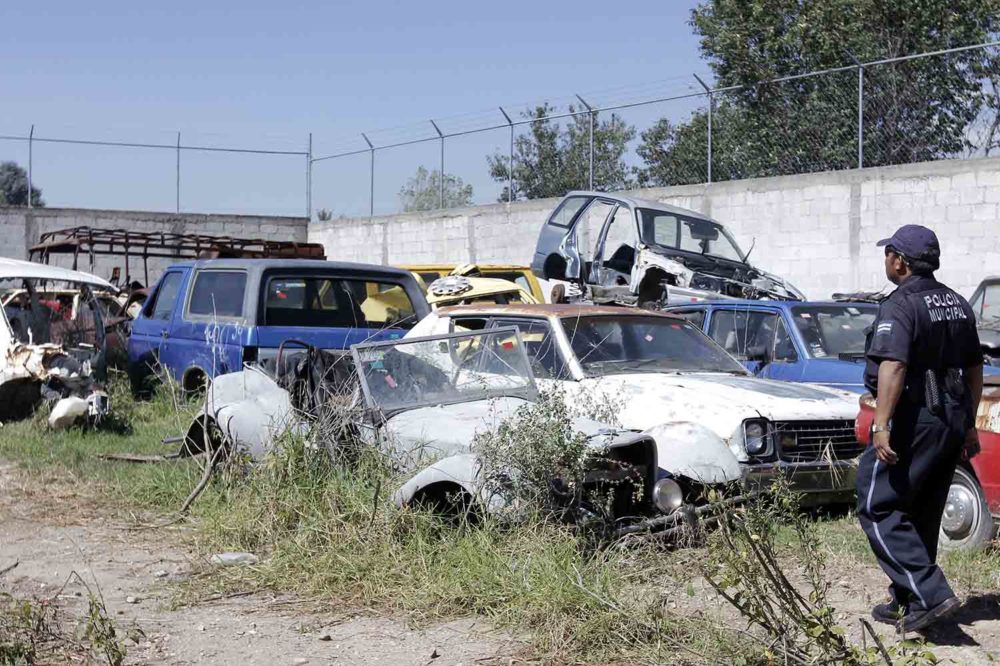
top-left (664, 300), bottom-right (878, 393)
top-left (127, 259), bottom-right (430, 396)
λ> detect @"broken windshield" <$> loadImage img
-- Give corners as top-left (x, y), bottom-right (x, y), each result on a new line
top-left (637, 209), bottom-right (746, 263)
top-left (560, 315), bottom-right (748, 376)
top-left (352, 327), bottom-right (537, 416)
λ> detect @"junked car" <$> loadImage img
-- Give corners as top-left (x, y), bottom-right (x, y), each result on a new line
top-left (179, 328), bottom-right (722, 536)
top-left (531, 191), bottom-right (804, 307)
top-left (410, 304), bottom-right (865, 506)
top-left (127, 259), bottom-right (430, 396)
top-left (425, 275), bottom-right (539, 310)
top-left (404, 263), bottom-right (547, 303)
top-left (0, 258), bottom-right (112, 425)
top-left (969, 277), bottom-right (1000, 364)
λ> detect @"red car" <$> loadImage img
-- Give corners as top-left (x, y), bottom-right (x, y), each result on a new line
top-left (855, 377), bottom-right (1000, 549)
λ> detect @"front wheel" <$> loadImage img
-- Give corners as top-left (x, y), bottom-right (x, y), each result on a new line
top-left (939, 466), bottom-right (994, 551)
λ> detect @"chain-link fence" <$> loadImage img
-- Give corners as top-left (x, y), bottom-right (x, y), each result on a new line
top-left (2, 41), bottom-right (997, 219)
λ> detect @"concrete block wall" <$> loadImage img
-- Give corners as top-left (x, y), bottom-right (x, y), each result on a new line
top-left (0, 207), bottom-right (309, 287)
top-left (310, 157), bottom-right (1000, 299)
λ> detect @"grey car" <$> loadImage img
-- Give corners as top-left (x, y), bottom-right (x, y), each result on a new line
top-left (531, 191), bottom-right (804, 307)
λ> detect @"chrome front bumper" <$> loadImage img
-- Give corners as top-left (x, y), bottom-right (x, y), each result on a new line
top-left (743, 458), bottom-right (860, 506)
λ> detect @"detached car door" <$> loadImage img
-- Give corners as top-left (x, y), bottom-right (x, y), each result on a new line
top-left (705, 306), bottom-right (803, 382)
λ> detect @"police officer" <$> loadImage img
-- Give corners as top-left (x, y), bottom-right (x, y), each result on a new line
top-left (856, 224), bottom-right (984, 632)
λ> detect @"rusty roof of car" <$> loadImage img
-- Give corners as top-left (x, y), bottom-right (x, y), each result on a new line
top-left (435, 303), bottom-right (685, 320)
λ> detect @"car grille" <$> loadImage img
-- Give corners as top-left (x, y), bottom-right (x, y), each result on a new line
top-left (772, 420), bottom-right (863, 463)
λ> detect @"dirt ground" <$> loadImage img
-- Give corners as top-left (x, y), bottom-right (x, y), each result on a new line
top-left (3, 458), bottom-right (1000, 665)
top-left (0, 462), bottom-right (520, 666)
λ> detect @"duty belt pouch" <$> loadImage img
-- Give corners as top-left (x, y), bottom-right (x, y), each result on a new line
top-left (924, 369), bottom-right (943, 416)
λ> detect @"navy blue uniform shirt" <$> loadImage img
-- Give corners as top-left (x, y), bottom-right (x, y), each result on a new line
top-left (864, 275), bottom-right (982, 399)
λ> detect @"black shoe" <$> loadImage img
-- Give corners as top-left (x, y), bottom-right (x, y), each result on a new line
top-left (872, 601), bottom-right (903, 625)
top-left (896, 596), bottom-right (961, 633)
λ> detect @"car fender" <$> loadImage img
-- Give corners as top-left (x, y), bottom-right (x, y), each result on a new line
top-left (391, 453), bottom-right (485, 507)
top-left (631, 247), bottom-right (692, 293)
top-left (643, 421), bottom-right (744, 484)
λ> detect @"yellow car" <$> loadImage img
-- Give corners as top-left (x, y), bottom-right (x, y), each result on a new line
top-left (402, 264), bottom-right (545, 303)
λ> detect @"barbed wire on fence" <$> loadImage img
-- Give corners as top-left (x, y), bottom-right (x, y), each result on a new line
top-left (2, 40), bottom-right (998, 219)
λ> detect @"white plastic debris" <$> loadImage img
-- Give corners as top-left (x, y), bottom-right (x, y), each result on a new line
top-left (48, 397), bottom-right (89, 429)
top-left (210, 552), bottom-right (259, 566)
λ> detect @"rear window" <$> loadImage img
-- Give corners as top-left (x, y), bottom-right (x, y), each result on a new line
top-left (188, 270), bottom-right (247, 318)
top-left (262, 276), bottom-right (418, 329)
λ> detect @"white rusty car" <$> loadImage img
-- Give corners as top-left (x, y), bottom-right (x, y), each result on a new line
top-left (409, 304), bottom-right (864, 506)
top-left (183, 328), bottom-right (715, 536)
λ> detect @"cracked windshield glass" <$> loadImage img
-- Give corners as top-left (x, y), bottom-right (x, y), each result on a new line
top-left (354, 328), bottom-right (535, 413)
top-left (561, 315), bottom-right (747, 376)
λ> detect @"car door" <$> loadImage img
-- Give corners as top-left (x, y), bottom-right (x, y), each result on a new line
top-left (592, 204), bottom-right (638, 287)
top-left (128, 268), bottom-right (188, 385)
top-left (531, 195), bottom-right (591, 280)
top-left (705, 306), bottom-right (802, 380)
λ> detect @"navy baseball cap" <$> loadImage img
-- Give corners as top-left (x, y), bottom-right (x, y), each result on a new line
top-left (877, 224), bottom-right (941, 268)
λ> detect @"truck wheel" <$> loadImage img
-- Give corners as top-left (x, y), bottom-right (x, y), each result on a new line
top-left (939, 466), bottom-right (994, 551)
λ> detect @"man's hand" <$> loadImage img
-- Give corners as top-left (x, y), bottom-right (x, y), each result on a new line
top-left (872, 429), bottom-right (898, 465)
top-left (963, 428), bottom-right (981, 460)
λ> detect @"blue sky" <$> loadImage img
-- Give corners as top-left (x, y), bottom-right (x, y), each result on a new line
top-left (1, 1), bottom-right (710, 217)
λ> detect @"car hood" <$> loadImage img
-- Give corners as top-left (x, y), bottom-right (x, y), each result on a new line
top-left (798, 357), bottom-right (866, 391)
top-left (579, 372), bottom-right (858, 440)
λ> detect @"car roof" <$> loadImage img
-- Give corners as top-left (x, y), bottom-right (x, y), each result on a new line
top-left (664, 299), bottom-right (879, 309)
top-left (436, 303), bottom-right (685, 320)
top-left (164, 258), bottom-right (415, 279)
top-left (562, 190), bottom-right (715, 222)
top-left (0, 258), bottom-right (116, 291)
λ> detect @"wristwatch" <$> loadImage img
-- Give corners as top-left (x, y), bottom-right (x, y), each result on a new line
top-left (872, 424), bottom-right (891, 434)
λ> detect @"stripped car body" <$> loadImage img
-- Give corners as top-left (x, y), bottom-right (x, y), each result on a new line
top-left (969, 277), bottom-right (1000, 363)
top-left (0, 258), bottom-right (113, 424)
top-left (531, 192), bottom-right (803, 307)
top-left (181, 328), bottom-right (707, 536)
top-left (410, 304), bottom-right (864, 506)
top-left (425, 275), bottom-right (539, 309)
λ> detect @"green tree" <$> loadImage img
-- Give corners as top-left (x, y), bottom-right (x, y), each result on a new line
top-left (636, 0), bottom-right (1000, 186)
top-left (488, 104), bottom-right (635, 201)
top-left (0, 161), bottom-right (44, 207)
top-left (398, 166), bottom-right (473, 211)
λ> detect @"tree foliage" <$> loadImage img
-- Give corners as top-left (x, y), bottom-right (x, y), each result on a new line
top-left (636, 0), bottom-right (1000, 186)
top-left (488, 104), bottom-right (635, 201)
top-left (398, 166), bottom-right (473, 212)
top-left (0, 161), bottom-right (44, 207)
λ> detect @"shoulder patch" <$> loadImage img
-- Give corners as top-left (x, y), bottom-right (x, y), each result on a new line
top-left (875, 321), bottom-right (894, 336)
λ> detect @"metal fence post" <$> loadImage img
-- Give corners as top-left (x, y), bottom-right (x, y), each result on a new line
top-left (27, 125), bottom-right (34, 208)
top-left (175, 131), bottom-right (181, 213)
top-left (857, 65), bottom-right (864, 169)
top-left (576, 95), bottom-right (594, 190)
top-left (693, 75), bottom-right (712, 183)
top-left (306, 132), bottom-right (313, 219)
top-left (430, 120), bottom-right (444, 209)
top-left (362, 133), bottom-right (375, 218)
top-left (499, 107), bottom-right (514, 203)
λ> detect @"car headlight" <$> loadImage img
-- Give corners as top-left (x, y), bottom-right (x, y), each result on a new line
top-left (652, 478), bottom-right (684, 514)
top-left (742, 419), bottom-right (771, 457)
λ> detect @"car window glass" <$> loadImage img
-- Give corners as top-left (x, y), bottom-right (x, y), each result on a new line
top-left (548, 196), bottom-right (589, 228)
top-left (982, 284), bottom-right (1000, 322)
top-left (147, 272), bottom-right (184, 321)
top-left (707, 310), bottom-right (782, 360)
top-left (188, 271), bottom-right (247, 318)
top-left (263, 276), bottom-right (417, 329)
top-left (672, 309), bottom-right (706, 328)
top-left (491, 318), bottom-right (568, 380)
top-left (772, 317), bottom-right (796, 362)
